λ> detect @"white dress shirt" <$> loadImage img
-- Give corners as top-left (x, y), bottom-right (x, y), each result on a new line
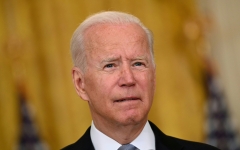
top-left (90, 121), bottom-right (155, 150)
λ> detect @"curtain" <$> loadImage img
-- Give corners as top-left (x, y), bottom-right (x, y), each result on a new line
top-left (0, 0), bottom-right (207, 149)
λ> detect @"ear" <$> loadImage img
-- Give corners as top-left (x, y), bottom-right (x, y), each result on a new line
top-left (72, 67), bottom-right (90, 101)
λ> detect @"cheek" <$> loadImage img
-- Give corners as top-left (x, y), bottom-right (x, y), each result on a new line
top-left (86, 79), bottom-right (107, 109)
top-left (139, 72), bottom-right (154, 88)
top-left (137, 72), bottom-right (155, 102)
top-left (85, 74), bottom-right (114, 102)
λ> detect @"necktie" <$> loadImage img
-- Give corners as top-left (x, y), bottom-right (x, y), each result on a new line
top-left (118, 144), bottom-right (138, 150)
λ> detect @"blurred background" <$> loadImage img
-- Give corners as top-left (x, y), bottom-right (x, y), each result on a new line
top-left (0, 0), bottom-right (239, 149)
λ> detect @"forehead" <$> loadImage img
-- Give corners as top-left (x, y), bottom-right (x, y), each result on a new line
top-left (83, 23), bottom-right (148, 50)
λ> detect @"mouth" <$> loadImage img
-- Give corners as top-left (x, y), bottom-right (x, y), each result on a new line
top-left (114, 97), bottom-right (140, 103)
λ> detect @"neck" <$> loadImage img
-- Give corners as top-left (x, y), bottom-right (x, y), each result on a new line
top-left (93, 118), bottom-right (147, 144)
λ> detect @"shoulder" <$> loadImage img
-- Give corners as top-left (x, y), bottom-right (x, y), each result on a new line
top-left (61, 144), bottom-right (75, 150)
top-left (61, 127), bottom-right (94, 150)
top-left (149, 121), bottom-right (219, 150)
top-left (168, 136), bottom-right (220, 150)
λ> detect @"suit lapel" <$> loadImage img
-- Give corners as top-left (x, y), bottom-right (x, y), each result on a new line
top-left (149, 121), bottom-right (184, 150)
top-left (73, 127), bottom-right (95, 150)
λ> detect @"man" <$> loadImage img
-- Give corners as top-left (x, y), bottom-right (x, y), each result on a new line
top-left (62, 11), bottom-right (219, 150)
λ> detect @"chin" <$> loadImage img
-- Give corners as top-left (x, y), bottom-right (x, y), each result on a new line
top-left (117, 115), bottom-right (146, 126)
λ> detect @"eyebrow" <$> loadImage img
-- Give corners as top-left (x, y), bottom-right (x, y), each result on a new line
top-left (100, 56), bottom-right (121, 64)
top-left (130, 56), bottom-right (149, 64)
top-left (100, 55), bottom-right (149, 64)
top-left (133, 55), bottom-right (148, 60)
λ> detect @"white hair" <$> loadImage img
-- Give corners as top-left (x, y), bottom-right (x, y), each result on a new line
top-left (70, 11), bottom-right (154, 72)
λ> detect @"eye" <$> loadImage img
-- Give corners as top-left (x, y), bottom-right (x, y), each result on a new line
top-left (134, 62), bottom-right (144, 66)
top-left (104, 63), bottom-right (114, 68)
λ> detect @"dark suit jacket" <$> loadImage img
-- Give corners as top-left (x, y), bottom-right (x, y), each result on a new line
top-left (62, 121), bottom-right (219, 150)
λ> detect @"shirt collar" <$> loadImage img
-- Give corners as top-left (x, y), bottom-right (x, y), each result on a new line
top-left (90, 121), bottom-right (155, 150)
top-left (131, 121), bottom-right (155, 150)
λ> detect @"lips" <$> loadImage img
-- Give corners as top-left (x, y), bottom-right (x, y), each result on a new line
top-left (114, 97), bottom-right (140, 102)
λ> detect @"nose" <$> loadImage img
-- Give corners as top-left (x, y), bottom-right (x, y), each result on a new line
top-left (118, 65), bottom-right (136, 87)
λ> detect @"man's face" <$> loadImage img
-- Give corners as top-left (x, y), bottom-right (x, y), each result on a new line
top-left (76, 23), bottom-right (155, 126)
